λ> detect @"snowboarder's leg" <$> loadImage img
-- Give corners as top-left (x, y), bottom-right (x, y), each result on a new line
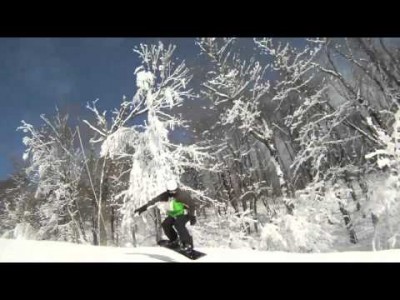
top-left (174, 215), bottom-right (193, 249)
top-left (161, 216), bottom-right (178, 242)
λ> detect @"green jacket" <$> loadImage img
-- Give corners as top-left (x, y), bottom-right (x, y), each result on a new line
top-left (141, 188), bottom-right (197, 218)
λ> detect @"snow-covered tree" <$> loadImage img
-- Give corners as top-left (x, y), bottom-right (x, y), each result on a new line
top-left (298, 38), bottom-right (400, 247)
top-left (83, 97), bottom-right (146, 245)
top-left (85, 43), bottom-right (216, 246)
top-left (0, 169), bottom-right (37, 239)
top-left (364, 107), bottom-right (400, 249)
top-left (197, 38), bottom-right (296, 211)
top-left (17, 110), bottom-right (86, 243)
top-left (259, 179), bottom-right (346, 252)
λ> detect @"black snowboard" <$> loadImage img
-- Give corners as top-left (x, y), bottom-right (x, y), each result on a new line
top-left (157, 240), bottom-right (206, 260)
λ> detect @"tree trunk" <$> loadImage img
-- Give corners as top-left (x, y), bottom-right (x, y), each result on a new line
top-left (250, 197), bottom-right (259, 233)
top-left (131, 224), bottom-right (137, 247)
top-left (249, 130), bottom-right (293, 214)
top-left (92, 214), bottom-right (98, 245)
top-left (371, 212), bottom-right (379, 250)
top-left (110, 206), bottom-right (115, 245)
top-left (343, 170), bottom-right (360, 211)
top-left (221, 171), bottom-right (239, 213)
top-left (241, 197), bottom-right (251, 234)
top-left (98, 158), bottom-right (109, 245)
top-left (338, 202), bottom-right (358, 244)
top-left (154, 208), bottom-right (163, 242)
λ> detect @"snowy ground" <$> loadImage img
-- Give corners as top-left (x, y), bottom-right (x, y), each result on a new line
top-left (0, 238), bottom-right (399, 262)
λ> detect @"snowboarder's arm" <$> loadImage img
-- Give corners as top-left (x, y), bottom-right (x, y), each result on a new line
top-left (178, 191), bottom-right (197, 217)
top-left (147, 191), bottom-right (169, 207)
top-left (135, 192), bottom-right (168, 214)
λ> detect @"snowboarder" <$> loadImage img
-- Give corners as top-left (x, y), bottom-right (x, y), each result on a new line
top-left (134, 180), bottom-right (197, 251)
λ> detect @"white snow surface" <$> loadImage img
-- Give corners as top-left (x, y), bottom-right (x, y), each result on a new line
top-left (1, 238), bottom-right (399, 262)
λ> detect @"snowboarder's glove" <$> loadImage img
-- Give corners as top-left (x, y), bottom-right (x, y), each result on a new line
top-left (134, 206), bottom-right (147, 215)
top-left (189, 215), bottom-right (197, 226)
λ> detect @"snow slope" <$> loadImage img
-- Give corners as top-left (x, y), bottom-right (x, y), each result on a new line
top-left (0, 238), bottom-right (399, 262)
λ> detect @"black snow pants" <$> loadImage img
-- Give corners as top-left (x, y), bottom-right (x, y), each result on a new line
top-left (161, 215), bottom-right (193, 246)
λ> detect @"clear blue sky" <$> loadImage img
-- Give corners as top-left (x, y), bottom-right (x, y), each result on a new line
top-left (0, 37), bottom-right (201, 180)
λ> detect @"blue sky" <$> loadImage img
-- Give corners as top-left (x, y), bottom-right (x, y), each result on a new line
top-left (0, 37), bottom-right (312, 180)
top-left (0, 37), bottom-right (201, 179)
